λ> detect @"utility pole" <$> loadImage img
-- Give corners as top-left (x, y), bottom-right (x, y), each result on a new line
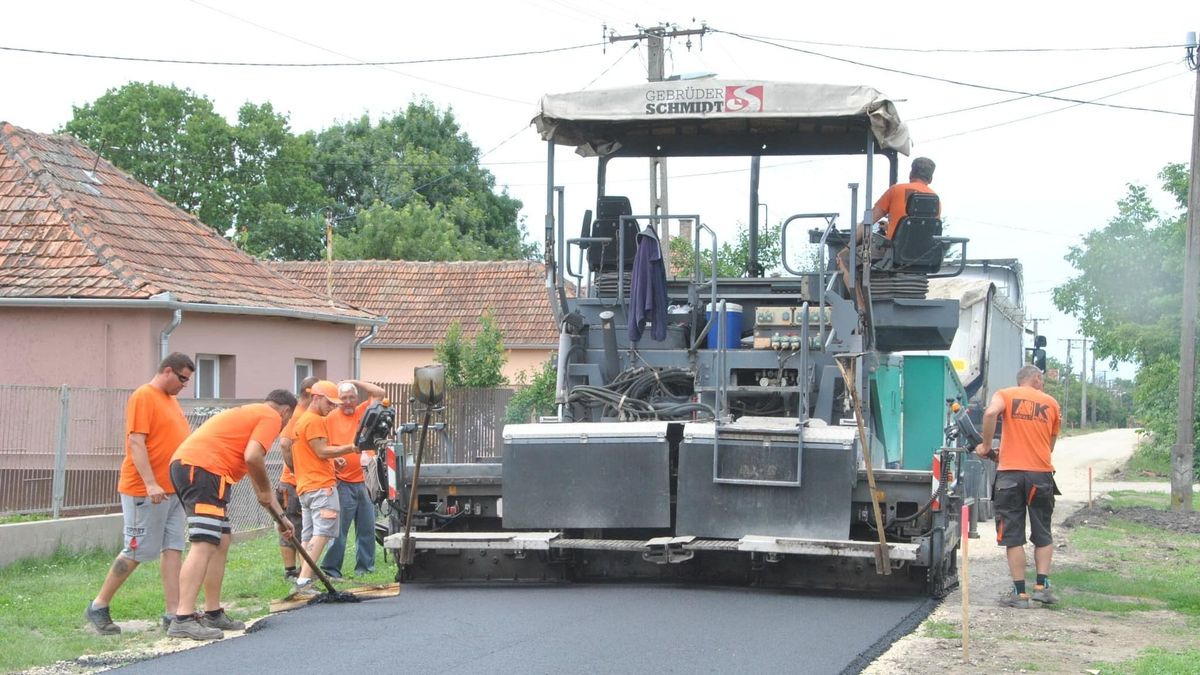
top-left (324, 208), bottom-right (335, 302)
top-left (1173, 32), bottom-right (1200, 512)
top-left (1080, 338), bottom-right (1088, 431)
top-left (608, 23), bottom-right (707, 278)
top-left (1060, 338), bottom-right (1075, 423)
top-left (1091, 348), bottom-right (1098, 425)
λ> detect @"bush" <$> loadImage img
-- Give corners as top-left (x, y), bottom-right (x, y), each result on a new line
top-left (505, 357), bottom-right (557, 423)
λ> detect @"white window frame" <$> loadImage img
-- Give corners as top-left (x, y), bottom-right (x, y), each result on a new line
top-left (295, 359), bottom-right (314, 393)
top-left (195, 354), bottom-right (220, 398)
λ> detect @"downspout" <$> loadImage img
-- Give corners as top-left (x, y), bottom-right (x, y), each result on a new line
top-left (159, 308), bottom-right (183, 361)
top-left (354, 323), bottom-right (379, 379)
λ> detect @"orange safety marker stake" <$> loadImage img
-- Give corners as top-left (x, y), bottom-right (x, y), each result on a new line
top-left (961, 502), bottom-right (970, 664)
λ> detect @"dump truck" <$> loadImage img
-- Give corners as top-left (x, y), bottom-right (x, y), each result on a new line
top-left (378, 79), bottom-right (1016, 596)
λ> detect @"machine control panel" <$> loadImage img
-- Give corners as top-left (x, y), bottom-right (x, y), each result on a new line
top-left (753, 306), bottom-right (832, 349)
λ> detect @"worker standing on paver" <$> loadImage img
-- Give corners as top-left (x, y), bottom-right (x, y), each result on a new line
top-left (165, 389), bottom-right (296, 640)
top-left (976, 364), bottom-right (1062, 608)
top-left (320, 379), bottom-right (386, 578)
top-left (290, 380), bottom-right (360, 597)
top-left (278, 376), bottom-right (318, 580)
top-left (86, 353), bottom-right (195, 635)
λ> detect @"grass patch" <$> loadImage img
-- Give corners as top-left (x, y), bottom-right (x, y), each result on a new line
top-left (1055, 506), bottom-right (1200, 619)
top-left (1105, 490), bottom-right (1173, 510)
top-left (1091, 648), bottom-right (1200, 674)
top-left (922, 619), bottom-right (960, 639)
top-left (1124, 439), bottom-right (1172, 479)
top-left (0, 530), bottom-right (393, 673)
top-left (1012, 662), bottom-right (1042, 672)
top-left (0, 512), bottom-right (51, 525)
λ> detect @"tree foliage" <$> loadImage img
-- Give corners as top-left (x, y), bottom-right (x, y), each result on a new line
top-left (1052, 163), bottom-right (1195, 462)
top-left (63, 83), bottom-right (530, 262)
top-left (435, 310), bottom-right (509, 388)
top-left (505, 357), bottom-right (558, 424)
top-left (667, 222), bottom-right (793, 278)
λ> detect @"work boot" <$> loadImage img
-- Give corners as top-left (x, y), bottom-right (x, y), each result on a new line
top-left (199, 608), bottom-right (246, 631)
top-left (1031, 583), bottom-right (1059, 604)
top-left (85, 602), bottom-right (120, 635)
top-left (1000, 591), bottom-right (1034, 609)
top-left (167, 616), bottom-right (223, 641)
top-left (291, 580), bottom-right (320, 599)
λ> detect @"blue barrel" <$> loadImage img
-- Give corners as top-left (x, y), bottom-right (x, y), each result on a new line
top-left (706, 303), bottom-right (743, 349)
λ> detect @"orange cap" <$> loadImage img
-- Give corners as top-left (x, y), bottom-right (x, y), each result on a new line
top-left (310, 380), bottom-right (343, 404)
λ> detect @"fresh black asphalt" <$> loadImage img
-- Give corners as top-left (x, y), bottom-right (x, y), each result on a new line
top-left (113, 583), bottom-right (930, 674)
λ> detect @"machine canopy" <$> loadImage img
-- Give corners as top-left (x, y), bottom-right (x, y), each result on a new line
top-left (533, 79), bottom-right (911, 158)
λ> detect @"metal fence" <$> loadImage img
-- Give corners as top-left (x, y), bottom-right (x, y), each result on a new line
top-left (0, 383), bottom-right (514, 528)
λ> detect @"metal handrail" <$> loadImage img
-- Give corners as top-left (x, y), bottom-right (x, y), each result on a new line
top-left (781, 212), bottom-right (839, 348)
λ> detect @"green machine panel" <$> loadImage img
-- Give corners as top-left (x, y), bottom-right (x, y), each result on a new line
top-left (870, 358), bottom-right (903, 466)
top-left (901, 355), bottom-right (967, 470)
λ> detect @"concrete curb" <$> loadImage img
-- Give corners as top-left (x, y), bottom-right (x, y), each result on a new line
top-left (0, 514), bottom-right (122, 568)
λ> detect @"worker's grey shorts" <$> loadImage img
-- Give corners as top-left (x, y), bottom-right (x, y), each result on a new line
top-left (119, 493), bottom-right (185, 562)
top-left (300, 486), bottom-right (340, 541)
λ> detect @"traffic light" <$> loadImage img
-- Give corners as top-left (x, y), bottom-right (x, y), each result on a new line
top-left (1032, 335), bottom-right (1047, 371)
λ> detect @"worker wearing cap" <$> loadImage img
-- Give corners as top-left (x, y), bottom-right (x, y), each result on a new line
top-left (291, 380), bottom-right (360, 597)
top-left (166, 389), bottom-right (297, 640)
top-left (320, 379), bottom-right (386, 578)
top-left (277, 376), bottom-right (319, 580)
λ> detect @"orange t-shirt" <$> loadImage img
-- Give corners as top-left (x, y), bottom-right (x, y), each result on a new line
top-left (293, 409), bottom-right (336, 495)
top-left (326, 401), bottom-right (369, 483)
top-left (995, 386), bottom-right (1061, 472)
top-left (873, 181), bottom-right (939, 239)
top-left (172, 403), bottom-right (284, 484)
top-left (118, 384), bottom-right (191, 496)
top-left (278, 403), bottom-right (306, 486)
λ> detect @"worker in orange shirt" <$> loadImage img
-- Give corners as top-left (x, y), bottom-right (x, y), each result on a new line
top-left (277, 376), bottom-right (319, 580)
top-left (320, 379), bottom-right (386, 578)
top-left (976, 364), bottom-right (1062, 609)
top-left (290, 380), bottom-right (361, 597)
top-left (860, 156), bottom-right (939, 241)
top-left (165, 389), bottom-right (296, 640)
top-left (86, 352), bottom-right (194, 636)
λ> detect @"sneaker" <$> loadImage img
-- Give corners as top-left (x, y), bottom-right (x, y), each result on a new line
top-left (85, 602), bottom-right (121, 635)
top-left (167, 616), bottom-right (223, 641)
top-left (161, 614), bottom-right (175, 631)
top-left (1031, 583), bottom-right (1059, 604)
top-left (291, 581), bottom-right (320, 599)
top-left (1000, 591), bottom-right (1035, 609)
top-left (199, 608), bottom-right (246, 631)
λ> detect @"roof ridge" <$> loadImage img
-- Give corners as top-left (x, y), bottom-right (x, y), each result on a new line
top-left (0, 126), bottom-right (154, 297)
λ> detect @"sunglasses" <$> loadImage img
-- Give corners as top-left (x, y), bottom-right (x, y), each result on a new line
top-left (172, 368), bottom-right (191, 385)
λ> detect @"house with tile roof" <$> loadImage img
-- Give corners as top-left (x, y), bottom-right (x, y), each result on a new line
top-left (0, 122), bottom-right (383, 396)
top-left (270, 260), bottom-right (559, 384)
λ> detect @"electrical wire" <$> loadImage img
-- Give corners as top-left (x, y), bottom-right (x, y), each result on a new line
top-left (721, 30), bottom-right (1186, 54)
top-left (714, 29), bottom-right (1190, 117)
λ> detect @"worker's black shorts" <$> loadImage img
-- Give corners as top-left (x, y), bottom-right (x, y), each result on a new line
top-left (169, 460), bottom-right (232, 546)
top-left (993, 470), bottom-right (1056, 548)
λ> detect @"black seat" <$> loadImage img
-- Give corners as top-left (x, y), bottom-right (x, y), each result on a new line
top-left (875, 192), bottom-right (944, 274)
top-left (586, 196), bottom-right (639, 272)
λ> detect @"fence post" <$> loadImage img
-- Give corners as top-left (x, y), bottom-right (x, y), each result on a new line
top-left (52, 385), bottom-right (71, 519)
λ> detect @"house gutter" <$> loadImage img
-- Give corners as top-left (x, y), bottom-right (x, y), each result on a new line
top-left (159, 308), bottom-right (183, 361)
top-left (0, 296), bottom-right (386, 327)
top-left (353, 323), bottom-right (380, 379)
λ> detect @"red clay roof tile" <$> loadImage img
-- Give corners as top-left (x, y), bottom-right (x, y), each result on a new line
top-left (0, 122), bottom-right (377, 325)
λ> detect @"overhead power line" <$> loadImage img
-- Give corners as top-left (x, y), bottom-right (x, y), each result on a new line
top-left (725, 31), bottom-right (1186, 54)
top-left (0, 42), bottom-right (602, 68)
top-left (715, 29), bottom-right (1190, 117)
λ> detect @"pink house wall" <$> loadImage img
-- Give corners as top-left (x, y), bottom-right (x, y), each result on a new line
top-left (0, 307), bottom-right (359, 397)
top-left (361, 347), bottom-right (552, 384)
top-left (1, 307), bottom-right (160, 389)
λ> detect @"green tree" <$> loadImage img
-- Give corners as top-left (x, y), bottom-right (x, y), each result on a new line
top-left (668, 222), bottom-right (791, 278)
top-left (435, 310), bottom-right (509, 388)
top-left (1052, 163), bottom-right (1195, 463)
top-left (309, 102), bottom-right (532, 259)
top-left (505, 357), bottom-right (558, 423)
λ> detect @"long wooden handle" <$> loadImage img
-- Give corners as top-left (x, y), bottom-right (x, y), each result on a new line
top-left (268, 507), bottom-right (338, 594)
top-left (834, 357), bottom-right (891, 575)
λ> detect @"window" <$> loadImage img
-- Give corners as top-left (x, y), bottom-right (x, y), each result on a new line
top-left (196, 355), bottom-right (220, 398)
top-left (295, 359), bottom-right (327, 392)
top-left (194, 354), bottom-right (235, 398)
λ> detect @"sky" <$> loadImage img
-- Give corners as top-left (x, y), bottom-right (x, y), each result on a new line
top-left (3, 0), bottom-right (1197, 379)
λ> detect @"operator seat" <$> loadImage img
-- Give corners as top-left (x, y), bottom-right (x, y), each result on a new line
top-left (873, 191), bottom-right (944, 274)
top-left (586, 195), bottom-right (639, 273)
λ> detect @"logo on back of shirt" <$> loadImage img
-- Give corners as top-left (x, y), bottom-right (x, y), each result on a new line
top-left (1010, 398), bottom-right (1050, 422)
